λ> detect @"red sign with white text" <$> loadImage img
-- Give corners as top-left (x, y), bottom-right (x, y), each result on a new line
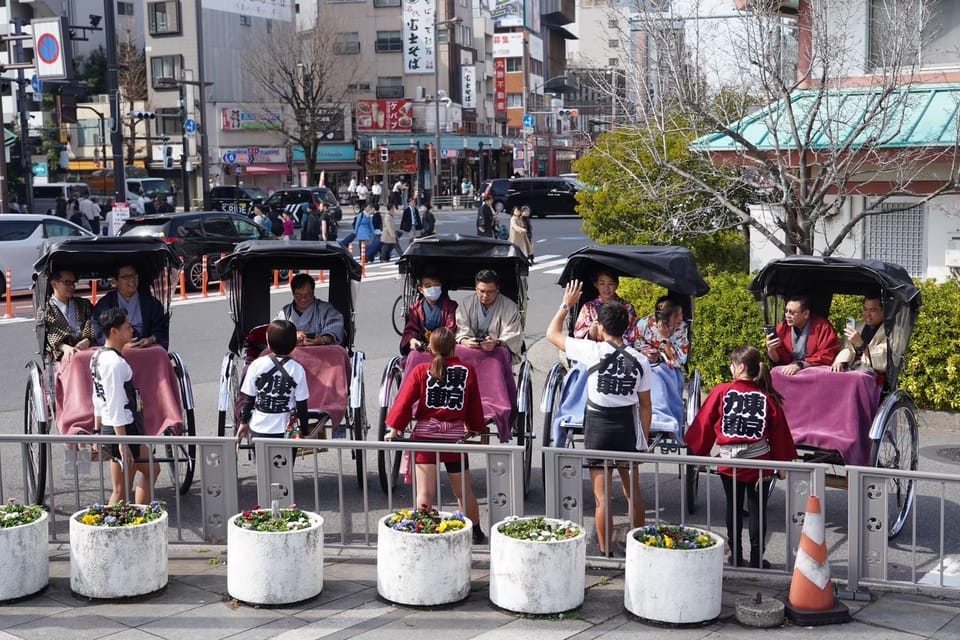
top-left (356, 99), bottom-right (414, 132)
top-left (494, 58), bottom-right (507, 117)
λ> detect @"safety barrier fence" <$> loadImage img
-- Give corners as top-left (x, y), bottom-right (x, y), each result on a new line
top-left (0, 432), bottom-right (957, 596)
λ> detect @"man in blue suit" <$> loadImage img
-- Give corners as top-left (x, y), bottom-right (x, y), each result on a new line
top-left (93, 264), bottom-right (170, 350)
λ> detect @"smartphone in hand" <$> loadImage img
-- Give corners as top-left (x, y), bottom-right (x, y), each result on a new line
top-left (845, 317), bottom-right (856, 332)
top-left (764, 324), bottom-right (776, 338)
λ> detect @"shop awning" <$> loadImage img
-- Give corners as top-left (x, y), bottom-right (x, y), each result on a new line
top-left (242, 164), bottom-right (291, 175)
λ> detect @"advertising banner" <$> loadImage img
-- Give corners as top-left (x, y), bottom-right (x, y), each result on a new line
top-left (356, 100), bottom-right (414, 132)
top-left (494, 58), bottom-right (507, 117)
top-left (220, 108), bottom-right (282, 131)
top-left (491, 33), bottom-right (524, 58)
top-left (402, 0), bottom-right (436, 74)
top-left (492, 0), bottom-right (523, 28)
top-left (462, 65), bottom-right (476, 109)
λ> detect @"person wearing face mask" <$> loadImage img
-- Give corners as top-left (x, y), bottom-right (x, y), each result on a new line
top-left (400, 270), bottom-right (458, 356)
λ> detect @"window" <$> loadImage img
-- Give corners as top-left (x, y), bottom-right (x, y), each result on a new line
top-left (377, 76), bottom-right (403, 99)
top-left (0, 221), bottom-right (39, 241)
top-left (233, 218), bottom-right (261, 238)
top-left (348, 82), bottom-right (372, 92)
top-left (506, 93), bottom-right (523, 108)
top-left (334, 32), bottom-right (361, 55)
top-left (437, 28), bottom-right (449, 44)
top-left (375, 30), bottom-right (402, 52)
top-left (118, 1), bottom-right (135, 15)
top-left (151, 55), bottom-right (183, 89)
top-left (157, 107), bottom-right (182, 136)
top-left (608, 58), bottom-right (619, 67)
top-left (609, 39), bottom-right (619, 49)
top-left (148, 1), bottom-right (181, 35)
top-left (202, 216), bottom-right (237, 237)
top-left (240, 15), bottom-right (252, 26)
top-left (45, 221), bottom-right (85, 238)
top-left (374, 0), bottom-right (401, 6)
top-left (866, 202), bottom-right (926, 277)
top-left (608, 18), bottom-right (618, 28)
top-left (506, 57), bottom-right (523, 72)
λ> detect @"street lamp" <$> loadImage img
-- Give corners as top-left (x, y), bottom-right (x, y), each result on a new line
top-left (77, 105), bottom-right (107, 193)
top-left (157, 75), bottom-right (213, 211)
top-left (433, 15), bottom-right (462, 197)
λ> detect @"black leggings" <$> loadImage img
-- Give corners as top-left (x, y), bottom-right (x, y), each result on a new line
top-left (720, 474), bottom-right (773, 567)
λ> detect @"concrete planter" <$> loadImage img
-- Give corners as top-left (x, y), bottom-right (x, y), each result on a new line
top-left (489, 517), bottom-right (585, 614)
top-left (624, 526), bottom-right (724, 624)
top-left (227, 511), bottom-right (324, 605)
top-left (0, 511), bottom-right (48, 601)
top-left (70, 508), bottom-right (168, 599)
top-left (376, 513), bottom-right (472, 606)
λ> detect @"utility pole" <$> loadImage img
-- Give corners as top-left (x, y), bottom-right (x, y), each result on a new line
top-left (104, 0), bottom-right (126, 203)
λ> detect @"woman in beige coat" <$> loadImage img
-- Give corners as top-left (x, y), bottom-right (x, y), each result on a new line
top-left (508, 207), bottom-right (534, 263)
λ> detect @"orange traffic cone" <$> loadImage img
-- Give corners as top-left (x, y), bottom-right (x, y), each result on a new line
top-left (784, 495), bottom-right (849, 626)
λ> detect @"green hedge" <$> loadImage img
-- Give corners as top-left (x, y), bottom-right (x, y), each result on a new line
top-left (619, 274), bottom-right (960, 411)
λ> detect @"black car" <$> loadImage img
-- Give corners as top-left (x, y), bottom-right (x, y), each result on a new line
top-left (504, 177), bottom-right (583, 218)
top-left (118, 211), bottom-right (271, 290)
top-left (474, 179), bottom-right (512, 212)
top-left (261, 187), bottom-right (342, 223)
top-left (210, 185), bottom-right (269, 217)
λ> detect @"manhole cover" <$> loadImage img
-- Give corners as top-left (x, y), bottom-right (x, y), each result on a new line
top-left (920, 445), bottom-right (960, 465)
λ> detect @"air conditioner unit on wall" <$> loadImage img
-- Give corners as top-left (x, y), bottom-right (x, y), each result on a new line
top-left (415, 86), bottom-right (426, 101)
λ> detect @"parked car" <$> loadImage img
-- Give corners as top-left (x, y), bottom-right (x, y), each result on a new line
top-left (210, 185), bottom-right (269, 217)
top-left (261, 187), bottom-right (342, 223)
top-left (504, 176), bottom-right (584, 218)
top-left (0, 214), bottom-right (94, 291)
top-left (118, 211), bottom-right (271, 290)
top-left (32, 183), bottom-right (92, 217)
top-left (473, 179), bottom-right (512, 212)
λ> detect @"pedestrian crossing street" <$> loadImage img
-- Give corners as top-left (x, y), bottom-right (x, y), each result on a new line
top-left (355, 254), bottom-right (567, 284)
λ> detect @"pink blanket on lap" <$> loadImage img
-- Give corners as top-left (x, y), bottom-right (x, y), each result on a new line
top-left (56, 346), bottom-right (185, 436)
top-left (771, 366), bottom-right (881, 466)
top-left (402, 345), bottom-right (517, 442)
top-left (263, 345), bottom-right (350, 427)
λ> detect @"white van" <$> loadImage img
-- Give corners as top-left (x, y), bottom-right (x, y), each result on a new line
top-left (126, 178), bottom-right (173, 213)
top-left (32, 183), bottom-right (91, 216)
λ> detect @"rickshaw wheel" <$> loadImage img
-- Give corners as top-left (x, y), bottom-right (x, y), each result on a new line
top-left (377, 360), bottom-right (403, 493)
top-left (23, 379), bottom-right (47, 505)
top-left (351, 387), bottom-right (367, 489)
top-left (516, 362), bottom-right (534, 497)
top-left (684, 465), bottom-right (701, 515)
top-left (391, 296), bottom-right (406, 336)
top-left (684, 370), bottom-right (703, 515)
top-left (540, 363), bottom-right (565, 493)
top-left (169, 354), bottom-right (197, 495)
top-left (216, 352), bottom-right (243, 438)
top-left (869, 396), bottom-right (919, 539)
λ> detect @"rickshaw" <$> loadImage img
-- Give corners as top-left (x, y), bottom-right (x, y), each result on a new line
top-left (215, 240), bottom-right (369, 485)
top-left (540, 245), bottom-right (710, 501)
top-left (377, 234), bottom-right (535, 495)
top-left (23, 236), bottom-right (197, 505)
top-left (748, 256), bottom-right (921, 538)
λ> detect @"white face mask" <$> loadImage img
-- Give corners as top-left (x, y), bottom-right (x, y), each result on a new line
top-left (423, 286), bottom-right (443, 302)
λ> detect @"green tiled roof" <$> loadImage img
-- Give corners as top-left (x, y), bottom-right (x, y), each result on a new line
top-left (692, 83), bottom-right (960, 152)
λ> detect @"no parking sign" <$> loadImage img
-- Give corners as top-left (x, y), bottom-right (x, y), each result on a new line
top-left (32, 18), bottom-right (74, 80)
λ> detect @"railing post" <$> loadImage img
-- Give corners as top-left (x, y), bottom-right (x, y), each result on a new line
top-left (199, 439), bottom-right (239, 544)
top-left (255, 439), bottom-right (295, 508)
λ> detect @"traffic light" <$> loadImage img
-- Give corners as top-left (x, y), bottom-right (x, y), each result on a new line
top-left (129, 111), bottom-right (156, 120)
top-left (380, 146), bottom-right (389, 163)
top-left (557, 109), bottom-right (579, 119)
top-left (163, 145), bottom-right (174, 169)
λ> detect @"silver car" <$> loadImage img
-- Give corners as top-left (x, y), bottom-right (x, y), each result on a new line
top-left (0, 214), bottom-right (94, 292)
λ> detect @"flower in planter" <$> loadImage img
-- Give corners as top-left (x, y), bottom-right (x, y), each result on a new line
top-left (385, 505), bottom-right (466, 534)
top-left (0, 498), bottom-right (44, 529)
top-left (235, 504), bottom-right (314, 532)
top-left (75, 501), bottom-right (165, 527)
top-left (498, 516), bottom-right (582, 542)
top-left (634, 524), bottom-right (718, 550)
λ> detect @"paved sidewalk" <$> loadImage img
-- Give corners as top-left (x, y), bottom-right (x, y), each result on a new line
top-left (3, 546), bottom-right (959, 639)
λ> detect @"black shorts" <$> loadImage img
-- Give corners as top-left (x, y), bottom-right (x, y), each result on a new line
top-left (583, 405), bottom-right (637, 468)
top-left (101, 424), bottom-right (151, 462)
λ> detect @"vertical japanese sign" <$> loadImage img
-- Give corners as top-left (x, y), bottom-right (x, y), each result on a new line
top-left (462, 65), bottom-right (476, 109)
top-left (494, 58), bottom-right (507, 118)
top-left (403, 0), bottom-right (436, 74)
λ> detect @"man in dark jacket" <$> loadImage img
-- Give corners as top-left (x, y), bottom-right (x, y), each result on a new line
top-left (301, 205), bottom-right (321, 241)
top-left (477, 194), bottom-right (494, 237)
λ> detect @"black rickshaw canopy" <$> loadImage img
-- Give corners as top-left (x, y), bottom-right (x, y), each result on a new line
top-left (748, 255), bottom-right (922, 390)
top-left (216, 240), bottom-right (361, 349)
top-left (399, 234), bottom-right (529, 307)
top-left (558, 245), bottom-right (710, 298)
top-left (31, 236), bottom-right (182, 356)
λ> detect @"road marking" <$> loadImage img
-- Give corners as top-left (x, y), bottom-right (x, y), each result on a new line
top-left (529, 258), bottom-right (567, 272)
top-left (542, 267), bottom-right (565, 275)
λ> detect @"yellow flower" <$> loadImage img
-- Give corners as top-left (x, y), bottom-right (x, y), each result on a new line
top-left (664, 536), bottom-right (674, 548)
top-left (134, 517), bottom-right (144, 525)
top-left (645, 537), bottom-right (656, 546)
top-left (82, 514), bottom-right (101, 525)
top-left (437, 521), bottom-right (449, 533)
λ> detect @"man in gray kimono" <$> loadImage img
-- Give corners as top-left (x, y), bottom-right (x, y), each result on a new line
top-left (275, 273), bottom-right (345, 346)
top-left (455, 269), bottom-right (524, 363)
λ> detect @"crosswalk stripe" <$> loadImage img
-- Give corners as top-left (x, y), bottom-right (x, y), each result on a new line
top-left (529, 258), bottom-right (567, 272)
top-left (542, 267), bottom-right (565, 275)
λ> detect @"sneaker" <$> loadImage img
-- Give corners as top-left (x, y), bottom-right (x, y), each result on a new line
top-left (472, 528), bottom-right (488, 545)
top-left (332, 425), bottom-right (348, 439)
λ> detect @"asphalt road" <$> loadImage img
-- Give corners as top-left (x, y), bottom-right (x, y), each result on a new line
top-left (2, 212), bottom-right (959, 580)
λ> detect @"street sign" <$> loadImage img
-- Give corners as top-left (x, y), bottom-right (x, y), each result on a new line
top-left (30, 75), bottom-right (43, 93)
top-left (32, 18), bottom-right (71, 80)
top-left (32, 162), bottom-right (48, 177)
top-left (522, 113), bottom-right (535, 129)
top-left (222, 151), bottom-right (251, 165)
top-left (183, 119), bottom-right (197, 136)
top-left (110, 203), bottom-right (130, 237)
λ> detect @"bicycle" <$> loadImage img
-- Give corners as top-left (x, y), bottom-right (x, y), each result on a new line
top-left (391, 295), bottom-right (406, 336)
